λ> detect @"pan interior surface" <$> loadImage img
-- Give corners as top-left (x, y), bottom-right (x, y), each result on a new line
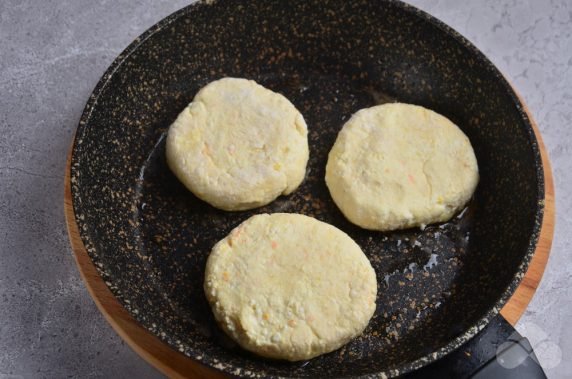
top-left (70, 0), bottom-right (543, 376)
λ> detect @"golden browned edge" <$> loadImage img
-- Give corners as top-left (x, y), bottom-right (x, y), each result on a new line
top-left (63, 98), bottom-right (554, 378)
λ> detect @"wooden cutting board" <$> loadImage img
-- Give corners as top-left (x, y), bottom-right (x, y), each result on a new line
top-left (64, 104), bottom-right (555, 379)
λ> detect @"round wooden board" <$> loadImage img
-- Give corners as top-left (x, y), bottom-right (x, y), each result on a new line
top-left (64, 106), bottom-right (554, 378)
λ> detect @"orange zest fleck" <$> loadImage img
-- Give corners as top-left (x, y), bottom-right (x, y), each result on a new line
top-left (271, 240), bottom-right (278, 249)
top-left (408, 174), bottom-right (415, 184)
top-left (202, 143), bottom-right (211, 156)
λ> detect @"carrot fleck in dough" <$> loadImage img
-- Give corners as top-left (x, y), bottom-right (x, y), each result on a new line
top-left (166, 78), bottom-right (309, 211)
top-left (326, 103), bottom-right (479, 231)
top-left (204, 213), bottom-right (377, 361)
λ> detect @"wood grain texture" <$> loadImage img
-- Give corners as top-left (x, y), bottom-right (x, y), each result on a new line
top-left (64, 107), bottom-right (554, 378)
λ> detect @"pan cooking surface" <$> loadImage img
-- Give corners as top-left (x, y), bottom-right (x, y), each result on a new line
top-left (71, 0), bottom-right (543, 376)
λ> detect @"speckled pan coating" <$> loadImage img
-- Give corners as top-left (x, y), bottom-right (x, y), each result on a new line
top-left (70, 0), bottom-right (544, 377)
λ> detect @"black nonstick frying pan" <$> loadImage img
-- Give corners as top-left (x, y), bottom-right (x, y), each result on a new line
top-left (68, 0), bottom-right (546, 377)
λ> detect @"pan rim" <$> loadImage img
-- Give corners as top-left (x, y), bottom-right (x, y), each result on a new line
top-left (69, 0), bottom-right (545, 377)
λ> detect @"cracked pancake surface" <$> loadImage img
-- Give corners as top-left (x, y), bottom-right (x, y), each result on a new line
top-left (166, 77), bottom-right (309, 211)
top-left (204, 213), bottom-right (377, 361)
top-left (326, 103), bottom-right (479, 231)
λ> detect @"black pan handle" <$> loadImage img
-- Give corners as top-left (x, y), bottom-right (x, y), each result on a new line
top-left (403, 313), bottom-right (547, 378)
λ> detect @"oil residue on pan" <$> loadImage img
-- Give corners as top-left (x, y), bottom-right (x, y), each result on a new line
top-left (70, 0), bottom-right (543, 377)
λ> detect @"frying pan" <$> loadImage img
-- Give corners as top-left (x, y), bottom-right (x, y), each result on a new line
top-left (67, 0), bottom-right (546, 377)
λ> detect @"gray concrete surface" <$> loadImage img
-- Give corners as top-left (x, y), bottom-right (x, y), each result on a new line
top-left (0, 0), bottom-right (570, 377)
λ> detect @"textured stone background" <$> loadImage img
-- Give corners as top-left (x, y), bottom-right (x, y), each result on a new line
top-left (1, 0), bottom-right (570, 377)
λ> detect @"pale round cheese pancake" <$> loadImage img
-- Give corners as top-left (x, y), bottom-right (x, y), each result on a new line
top-left (204, 213), bottom-right (377, 361)
top-left (326, 103), bottom-right (479, 231)
top-left (166, 78), bottom-right (309, 211)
